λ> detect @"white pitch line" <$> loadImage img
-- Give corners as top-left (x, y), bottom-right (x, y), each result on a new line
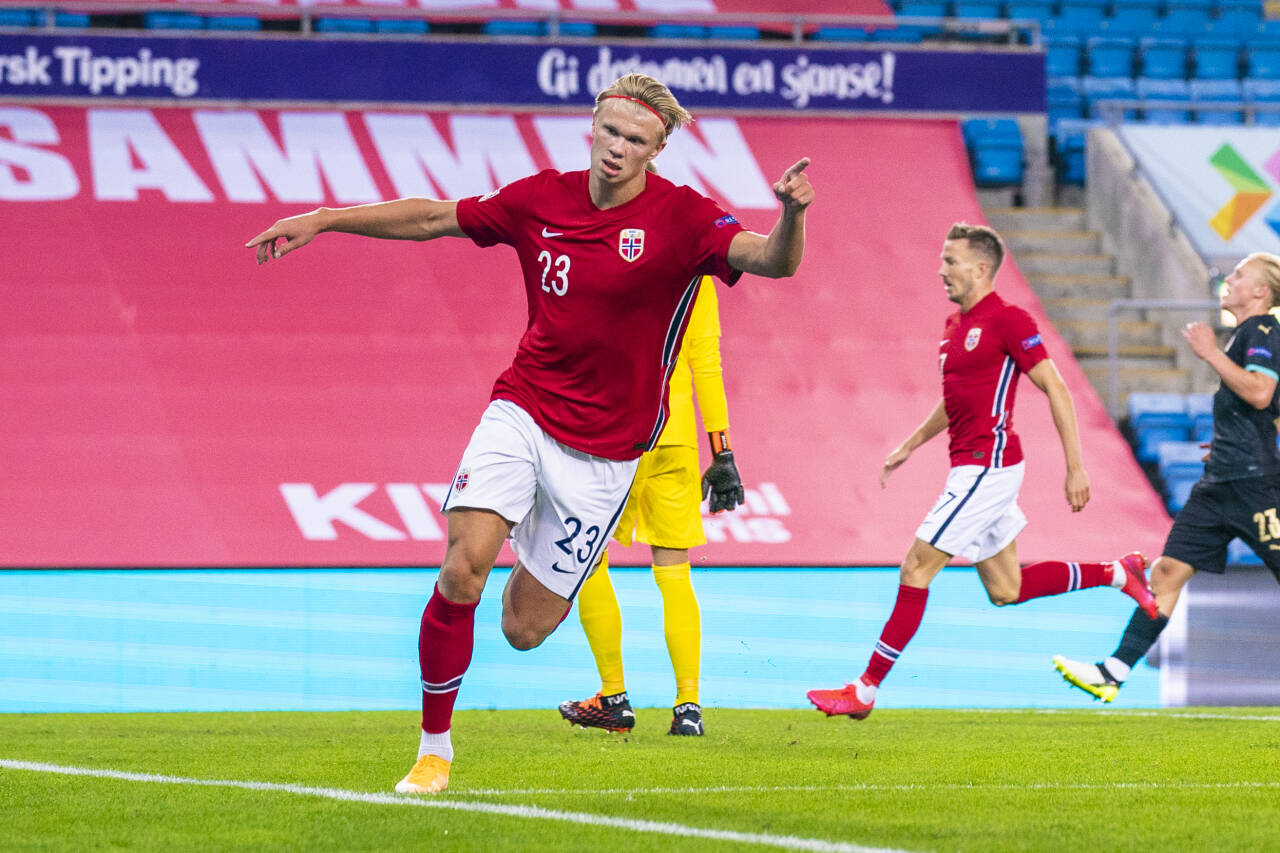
top-left (0, 759), bottom-right (910, 853)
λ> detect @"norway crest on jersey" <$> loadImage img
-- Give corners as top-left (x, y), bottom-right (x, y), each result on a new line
top-left (618, 228), bottom-right (645, 262)
top-left (964, 327), bottom-right (982, 351)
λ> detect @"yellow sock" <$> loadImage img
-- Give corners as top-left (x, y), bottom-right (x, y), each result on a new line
top-left (653, 561), bottom-right (700, 706)
top-left (577, 552), bottom-right (626, 695)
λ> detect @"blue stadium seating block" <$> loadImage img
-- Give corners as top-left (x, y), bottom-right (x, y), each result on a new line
top-left (1046, 35), bottom-right (1084, 77)
top-left (1193, 77), bottom-right (1245, 122)
top-left (1129, 391), bottom-right (1190, 425)
top-left (315, 18), bottom-right (374, 34)
top-left (971, 143), bottom-right (1025, 186)
top-left (1185, 392), bottom-right (1214, 440)
top-left (207, 16), bottom-right (262, 31)
top-left (1166, 476), bottom-right (1196, 513)
top-left (1246, 42), bottom-right (1280, 79)
top-left (557, 21), bottom-right (597, 37)
top-left (1192, 36), bottom-right (1242, 78)
top-left (812, 27), bottom-right (872, 41)
top-left (374, 19), bottom-right (428, 34)
top-left (1007, 0), bottom-right (1055, 25)
top-left (649, 23), bottom-right (706, 39)
top-left (0, 8), bottom-right (37, 26)
top-left (485, 20), bottom-right (546, 36)
top-left (899, 0), bottom-right (948, 16)
top-left (53, 12), bottom-right (90, 27)
top-left (708, 25), bottom-right (759, 40)
top-left (1228, 538), bottom-right (1263, 565)
top-left (1157, 440), bottom-right (1207, 482)
top-left (954, 2), bottom-right (1002, 19)
top-left (870, 25), bottom-right (927, 42)
top-left (1082, 75), bottom-right (1138, 119)
top-left (1141, 36), bottom-right (1190, 79)
top-left (144, 12), bottom-right (205, 29)
top-left (1138, 77), bottom-right (1193, 122)
top-left (1087, 35), bottom-right (1137, 77)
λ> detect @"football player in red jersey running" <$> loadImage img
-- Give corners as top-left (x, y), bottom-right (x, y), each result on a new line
top-left (247, 73), bottom-right (813, 792)
top-left (807, 222), bottom-right (1155, 721)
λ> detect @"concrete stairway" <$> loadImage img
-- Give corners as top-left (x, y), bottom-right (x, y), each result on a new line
top-left (985, 207), bottom-right (1191, 413)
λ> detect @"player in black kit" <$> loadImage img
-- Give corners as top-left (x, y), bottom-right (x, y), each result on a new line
top-left (1054, 251), bottom-right (1280, 702)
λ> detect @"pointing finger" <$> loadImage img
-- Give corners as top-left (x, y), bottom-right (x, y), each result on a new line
top-left (782, 157), bottom-right (811, 181)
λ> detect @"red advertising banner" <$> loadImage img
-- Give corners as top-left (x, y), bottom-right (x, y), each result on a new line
top-left (0, 105), bottom-right (1168, 567)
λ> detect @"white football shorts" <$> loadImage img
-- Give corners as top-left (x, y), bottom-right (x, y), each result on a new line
top-left (914, 462), bottom-right (1027, 563)
top-left (442, 399), bottom-right (639, 599)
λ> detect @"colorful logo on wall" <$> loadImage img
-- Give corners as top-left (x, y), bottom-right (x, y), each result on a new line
top-left (1210, 143), bottom-right (1280, 241)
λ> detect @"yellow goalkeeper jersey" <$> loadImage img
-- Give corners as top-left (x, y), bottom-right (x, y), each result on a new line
top-left (659, 277), bottom-right (729, 448)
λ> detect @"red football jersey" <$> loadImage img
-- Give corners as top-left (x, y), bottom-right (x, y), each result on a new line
top-left (455, 169), bottom-right (745, 461)
top-left (939, 292), bottom-right (1048, 468)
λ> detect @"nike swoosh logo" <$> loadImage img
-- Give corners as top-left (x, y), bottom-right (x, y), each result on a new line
top-left (541, 227), bottom-right (563, 238)
top-left (550, 561), bottom-right (573, 573)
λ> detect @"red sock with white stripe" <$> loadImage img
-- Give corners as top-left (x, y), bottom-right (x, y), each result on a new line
top-left (417, 583), bottom-right (479, 761)
top-left (1014, 559), bottom-right (1120, 604)
top-left (861, 584), bottom-right (929, 698)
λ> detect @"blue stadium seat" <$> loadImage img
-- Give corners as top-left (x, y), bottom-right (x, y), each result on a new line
top-left (1048, 76), bottom-right (1086, 124)
top-left (207, 16), bottom-right (262, 31)
top-left (1184, 391), bottom-right (1214, 442)
top-left (315, 17), bottom-right (374, 33)
top-left (708, 25), bottom-right (760, 40)
top-left (649, 23), bottom-right (706, 38)
top-left (1192, 35), bottom-right (1242, 77)
top-left (1214, 2), bottom-right (1263, 32)
top-left (963, 118), bottom-right (1025, 187)
top-left (372, 19), bottom-right (427, 34)
top-left (1244, 77), bottom-right (1280, 124)
top-left (811, 27), bottom-right (872, 41)
top-left (870, 25), bottom-right (927, 41)
top-left (1166, 475), bottom-right (1197, 513)
top-left (144, 11), bottom-right (205, 30)
top-left (486, 20), bottom-right (546, 36)
top-left (1140, 35), bottom-right (1190, 78)
top-left (1046, 35), bottom-right (1085, 77)
top-left (1128, 391), bottom-right (1192, 462)
top-left (1192, 77), bottom-right (1245, 122)
top-left (1163, 0), bottom-right (1215, 30)
top-left (1051, 117), bottom-right (1101, 184)
top-left (53, 11), bottom-right (90, 27)
top-left (1082, 75), bottom-right (1137, 119)
top-left (1007, 0), bottom-right (1055, 25)
top-left (953, 1), bottom-right (1002, 19)
top-left (1058, 0), bottom-right (1108, 31)
top-left (1110, 0), bottom-right (1161, 32)
top-left (1138, 76), bottom-right (1193, 121)
top-left (0, 8), bottom-right (38, 26)
top-left (1087, 35), bottom-right (1137, 77)
top-left (557, 21), bottom-right (597, 37)
top-left (898, 0), bottom-right (949, 16)
top-left (1228, 537), bottom-right (1263, 564)
top-left (1157, 440), bottom-right (1207, 482)
top-left (1245, 39), bottom-right (1280, 79)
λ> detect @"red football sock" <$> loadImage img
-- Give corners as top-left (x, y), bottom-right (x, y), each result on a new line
top-left (418, 583), bottom-right (479, 734)
top-left (1015, 560), bottom-right (1113, 604)
top-left (864, 584), bottom-right (929, 686)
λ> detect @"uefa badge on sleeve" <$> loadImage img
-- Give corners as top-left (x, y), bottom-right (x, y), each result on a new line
top-left (618, 228), bottom-right (645, 262)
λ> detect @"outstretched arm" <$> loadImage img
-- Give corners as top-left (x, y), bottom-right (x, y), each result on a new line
top-left (880, 400), bottom-right (949, 487)
top-left (726, 158), bottom-right (813, 278)
top-left (1027, 359), bottom-right (1090, 512)
top-left (245, 198), bottom-right (465, 265)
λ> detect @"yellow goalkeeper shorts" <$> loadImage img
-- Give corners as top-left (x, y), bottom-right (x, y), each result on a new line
top-left (613, 445), bottom-right (706, 550)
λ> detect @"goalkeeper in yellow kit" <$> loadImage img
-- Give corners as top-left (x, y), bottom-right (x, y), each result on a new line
top-left (557, 278), bottom-right (744, 736)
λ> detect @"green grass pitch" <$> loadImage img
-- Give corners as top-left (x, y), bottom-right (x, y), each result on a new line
top-left (2, 707), bottom-right (1278, 852)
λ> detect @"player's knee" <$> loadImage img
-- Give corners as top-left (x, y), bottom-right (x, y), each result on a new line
top-left (988, 590), bottom-right (1017, 606)
top-left (437, 559), bottom-right (487, 603)
top-left (501, 618), bottom-right (549, 651)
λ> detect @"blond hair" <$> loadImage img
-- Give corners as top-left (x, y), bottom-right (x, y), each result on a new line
top-left (594, 73), bottom-right (692, 142)
top-left (1245, 251), bottom-right (1280, 307)
top-left (946, 222), bottom-right (1006, 277)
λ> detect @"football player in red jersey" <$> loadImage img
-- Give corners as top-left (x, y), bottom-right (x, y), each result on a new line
top-left (248, 73), bottom-right (813, 792)
top-left (806, 222), bottom-right (1155, 721)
